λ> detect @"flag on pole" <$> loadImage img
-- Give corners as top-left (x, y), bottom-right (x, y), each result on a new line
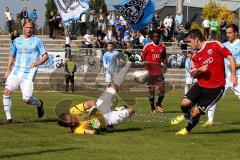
top-left (113, 0), bottom-right (155, 31)
top-left (54, 0), bottom-right (89, 25)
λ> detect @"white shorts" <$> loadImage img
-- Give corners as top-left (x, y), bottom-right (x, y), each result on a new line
top-left (5, 74), bottom-right (33, 100)
top-left (224, 77), bottom-right (240, 96)
top-left (103, 108), bottom-right (130, 126)
top-left (105, 72), bottom-right (112, 83)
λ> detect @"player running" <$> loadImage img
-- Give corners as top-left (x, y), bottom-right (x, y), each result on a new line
top-left (202, 24), bottom-right (240, 127)
top-left (2, 19), bottom-right (49, 123)
top-left (58, 60), bottom-right (134, 135)
top-left (171, 29), bottom-right (237, 135)
top-left (141, 31), bottom-right (167, 113)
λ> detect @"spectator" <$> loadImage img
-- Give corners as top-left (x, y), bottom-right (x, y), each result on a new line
top-left (107, 11), bottom-right (115, 27)
top-left (220, 19), bottom-right (227, 42)
top-left (20, 7), bottom-right (28, 26)
top-left (97, 8), bottom-right (106, 32)
top-left (95, 35), bottom-right (105, 48)
top-left (88, 10), bottom-right (97, 35)
top-left (64, 56), bottom-right (77, 92)
top-left (84, 30), bottom-right (94, 55)
top-left (53, 12), bottom-right (62, 39)
top-left (157, 20), bottom-right (167, 42)
top-left (65, 31), bottom-right (71, 58)
top-left (29, 9), bottom-right (37, 24)
top-left (143, 34), bottom-right (152, 46)
top-left (152, 13), bottom-right (160, 30)
top-left (202, 17), bottom-right (210, 40)
top-left (210, 18), bottom-right (218, 40)
top-left (10, 30), bottom-right (19, 43)
top-left (79, 13), bottom-right (87, 36)
top-left (175, 11), bottom-right (183, 29)
top-left (123, 25), bottom-right (130, 42)
top-left (48, 11), bottom-right (55, 38)
top-left (4, 7), bottom-right (13, 34)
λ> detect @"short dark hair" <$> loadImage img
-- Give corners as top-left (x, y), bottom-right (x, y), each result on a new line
top-left (226, 23), bottom-right (239, 33)
top-left (186, 29), bottom-right (204, 41)
top-left (58, 113), bottom-right (72, 128)
top-left (107, 42), bottom-right (115, 47)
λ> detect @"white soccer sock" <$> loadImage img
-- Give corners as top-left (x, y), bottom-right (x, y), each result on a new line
top-left (3, 95), bottom-right (12, 120)
top-left (208, 104), bottom-right (216, 123)
top-left (184, 85), bottom-right (189, 94)
top-left (29, 96), bottom-right (41, 107)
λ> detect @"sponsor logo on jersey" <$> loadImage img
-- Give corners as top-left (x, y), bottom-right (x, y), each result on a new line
top-left (207, 49), bottom-right (212, 55)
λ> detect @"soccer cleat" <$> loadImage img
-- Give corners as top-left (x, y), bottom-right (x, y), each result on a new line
top-left (6, 119), bottom-right (13, 124)
top-left (171, 114), bottom-right (185, 125)
top-left (176, 128), bottom-right (189, 136)
top-left (37, 100), bottom-right (44, 118)
top-left (202, 121), bottom-right (214, 127)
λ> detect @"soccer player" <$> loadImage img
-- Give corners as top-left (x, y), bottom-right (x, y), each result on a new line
top-left (58, 61), bottom-right (134, 135)
top-left (103, 42), bottom-right (121, 87)
top-left (171, 29), bottom-right (237, 135)
top-left (141, 31), bottom-right (167, 113)
top-left (202, 24), bottom-right (240, 127)
top-left (184, 51), bottom-right (195, 94)
top-left (2, 19), bottom-right (49, 123)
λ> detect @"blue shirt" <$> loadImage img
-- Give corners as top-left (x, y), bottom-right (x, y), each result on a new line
top-left (29, 12), bottom-right (37, 21)
top-left (103, 50), bottom-right (121, 73)
top-left (224, 39), bottom-right (240, 78)
top-left (10, 36), bottom-right (47, 81)
top-left (143, 38), bottom-right (152, 46)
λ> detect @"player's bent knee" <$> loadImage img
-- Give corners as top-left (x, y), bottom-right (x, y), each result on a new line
top-left (180, 98), bottom-right (192, 108)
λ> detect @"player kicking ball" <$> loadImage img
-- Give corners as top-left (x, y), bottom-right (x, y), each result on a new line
top-left (58, 61), bottom-right (135, 135)
top-left (171, 29), bottom-right (237, 135)
top-left (2, 19), bottom-right (48, 123)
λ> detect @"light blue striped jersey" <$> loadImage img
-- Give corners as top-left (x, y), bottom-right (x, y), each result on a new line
top-left (102, 50), bottom-right (121, 73)
top-left (224, 39), bottom-right (240, 78)
top-left (185, 57), bottom-right (191, 77)
top-left (10, 35), bottom-right (47, 81)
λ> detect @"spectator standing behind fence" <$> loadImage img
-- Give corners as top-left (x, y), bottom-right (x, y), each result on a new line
top-left (152, 13), bottom-right (160, 31)
top-left (220, 20), bottom-right (227, 42)
top-left (103, 42), bottom-right (121, 87)
top-left (65, 56), bottom-right (77, 92)
top-left (79, 13), bottom-right (87, 36)
top-left (20, 7), bottom-right (28, 26)
top-left (53, 12), bottom-right (62, 39)
top-left (202, 17), bottom-right (210, 40)
top-left (107, 11), bottom-right (115, 28)
top-left (29, 9), bottom-right (37, 24)
top-left (210, 18), bottom-right (218, 40)
top-left (65, 31), bottom-right (71, 58)
top-left (175, 11), bottom-right (183, 29)
top-left (4, 7), bottom-right (13, 34)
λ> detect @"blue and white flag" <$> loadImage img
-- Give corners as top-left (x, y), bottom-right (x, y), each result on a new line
top-left (113, 0), bottom-right (155, 30)
top-left (54, 0), bottom-right (89, 25)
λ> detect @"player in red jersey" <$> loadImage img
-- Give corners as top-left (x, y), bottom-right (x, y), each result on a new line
top-left (171, 29), bottom-right (237, 135)
top-left (141, 31), bottom-right (167, 113)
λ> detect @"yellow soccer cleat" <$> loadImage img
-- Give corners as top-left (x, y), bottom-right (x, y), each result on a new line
top-left (171, 114), bottom-right (185, 125)
top-left (176, 128), bottom-right (189, 136)
top-left (202, 121), bottom-right (214, 127)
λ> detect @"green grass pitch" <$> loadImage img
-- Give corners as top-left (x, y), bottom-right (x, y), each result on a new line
top-left (0, 91), bottom-right (239, 160)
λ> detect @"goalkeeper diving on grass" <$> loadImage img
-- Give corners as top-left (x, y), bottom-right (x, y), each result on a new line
top-left (57, 58), bottom-right (135, 135)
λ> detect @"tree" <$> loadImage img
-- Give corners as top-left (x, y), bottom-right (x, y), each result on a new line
top-left (89, 0), bottom-right (107, 13)
top-left (201, 0), bottom-right (235, 23)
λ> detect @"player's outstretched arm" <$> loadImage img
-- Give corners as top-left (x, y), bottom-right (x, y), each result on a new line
top-left (83, 101), bottom-right (97, 110)
top-left (5, 55), bottom-right (15, 78)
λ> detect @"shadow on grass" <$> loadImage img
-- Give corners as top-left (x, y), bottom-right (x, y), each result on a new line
top-left (109, 127), bottom-right (142, 133)
top-left (31, 118), bottom-right (58, 123)
top-left (196, 129), bottom-right (240, 135)
top-left (0, 147), bottom-right (80, 159)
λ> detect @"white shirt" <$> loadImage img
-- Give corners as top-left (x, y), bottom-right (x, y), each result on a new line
top-left (164, 17), bottom-right (172, 28)
top-left (65, 36), bottom-right (71, 45)
top-left (84, 34), bottom-right (93, 45)
top-left (107, 14), bottom-right (115, 26)
top-left (4, 11), bottom-right (12, 20)
top-left (202, 19), bottom-right (210, 28)
top-left (80, 13), bottom-right (86, 23)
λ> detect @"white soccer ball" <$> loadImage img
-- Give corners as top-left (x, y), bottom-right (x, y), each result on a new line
top-left (133, 70), bottom-right (149, 84)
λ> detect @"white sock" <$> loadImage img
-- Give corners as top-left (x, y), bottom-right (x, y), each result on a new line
top-left (184, 85), bottom-right (189, 94)
top-left (208, 104), bottom-right (216, 123)
top-left (29, 96), bottom-right (41, 107)
top-left (3, 95), bottom-right (12, 120)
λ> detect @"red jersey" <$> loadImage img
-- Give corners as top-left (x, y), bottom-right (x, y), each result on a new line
top-left (191, 41), bottom-right (231, 88)
top-left (141, 42), bottom-right (166, 76)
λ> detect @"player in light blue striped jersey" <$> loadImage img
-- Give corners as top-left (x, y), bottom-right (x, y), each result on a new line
top-left (203, 24), bottom-right (240, 127)
top-left (2, 19), bottom-right (49, 123)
